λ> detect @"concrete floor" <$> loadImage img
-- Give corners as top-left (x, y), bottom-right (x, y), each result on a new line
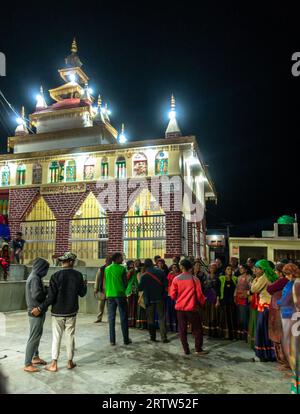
top-left (0, 311), bottom-right (290, 394)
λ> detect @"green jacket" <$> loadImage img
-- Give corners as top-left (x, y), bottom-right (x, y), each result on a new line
top-left (219, 275), bottom-right (238, 300)
top-left (105, 263), bottom-right (127, 298)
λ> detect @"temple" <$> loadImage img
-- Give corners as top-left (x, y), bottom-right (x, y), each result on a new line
top-left (0, 39), bottom-right (216, 265)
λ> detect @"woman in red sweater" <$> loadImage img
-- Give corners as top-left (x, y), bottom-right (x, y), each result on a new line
top-left (170, 259), bottom-right (208, 356)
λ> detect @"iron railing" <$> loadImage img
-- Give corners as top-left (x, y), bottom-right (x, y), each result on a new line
top-left (69, 217), bottom-right (108, 241)
top-left (123, 214), bottom-right (166, 240)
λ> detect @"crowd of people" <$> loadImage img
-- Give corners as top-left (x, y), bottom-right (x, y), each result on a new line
top-left (22, 251), bottom-right (300, 395)
top-left (0, 231), bottom-right (26, 280)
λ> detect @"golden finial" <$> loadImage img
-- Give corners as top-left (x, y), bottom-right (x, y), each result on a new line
top-left (121, 123), bottom-right (125, 133)
top-left (71, 37), bottom-right (78, 53)
top-left (21, 106), bottom-right (25, 119)
top-left (97, 94), bottom-right (102, 108)
top-left (171, 94), bottom-right (175, 111)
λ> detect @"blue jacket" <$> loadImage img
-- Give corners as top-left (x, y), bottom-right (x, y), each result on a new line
top-left (277, 280), bottom-right (295, 319)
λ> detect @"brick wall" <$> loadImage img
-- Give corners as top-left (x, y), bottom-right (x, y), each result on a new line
top-left (165, 211), bottom-right (182, 258)
top-left (8, 188), bottom-right (40, 237)
top-left (7, 176), bottom-right (206, 259)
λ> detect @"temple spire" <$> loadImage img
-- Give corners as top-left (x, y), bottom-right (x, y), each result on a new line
top-left (94, 94), bottom-right (105, 124)
top-left (119, 123), bottom-right (127, 143)
top-left (97, 94), bottom-right (102, 109)
top-left (82, 82), bottom-right (91, 100)
top-left (65, 37), bottom-right (83, 68)
top-left (15, 106), bottom-right (29, 136)
top-left (36, 85), bottom-right (47, 110)
top-left (165, 94), bottom-right (181, 138)
top-left (71, 37), bottom-right (78, 53)
top-left (102, 102), bottom-right (110, 122)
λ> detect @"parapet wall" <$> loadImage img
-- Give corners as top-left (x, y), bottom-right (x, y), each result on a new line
top-left (0, 265), bottom-right (99, 313)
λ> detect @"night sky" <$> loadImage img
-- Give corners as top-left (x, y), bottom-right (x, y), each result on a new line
top-left (0, 3), bottom-right (298, 236)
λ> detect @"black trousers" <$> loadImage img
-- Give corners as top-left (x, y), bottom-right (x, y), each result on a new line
top-left (146, 301), bottom-right (167, 341)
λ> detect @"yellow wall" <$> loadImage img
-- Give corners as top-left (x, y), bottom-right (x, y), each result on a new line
top-left (0, 147), bottom-right (183, 188)
top-left (229, 237), bottom-right (300, 261)
top-left (22, 197), bottom-right (56, 263)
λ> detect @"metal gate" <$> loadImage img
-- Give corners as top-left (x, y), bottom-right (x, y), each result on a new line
top-left (123, 214), bottom-right (166, 260)
top-left (69, 217), bottom-right (108, 262)
top-left (21, 220), bottom-right (56, 263)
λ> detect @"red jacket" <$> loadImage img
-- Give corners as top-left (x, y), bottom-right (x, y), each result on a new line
top-left (170, 272), bottom-right (206, 312)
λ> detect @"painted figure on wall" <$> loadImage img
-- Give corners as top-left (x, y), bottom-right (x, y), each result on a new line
top-left (66, 160), bottom-right (76, 182)
top-left (133, 153), bottom-right (148, 177)
top-left (1, 166), bottom-right (10, 186)
top-left (32, 164), bottom-right (42, 185)
top-left (155, 151), bottom-right (168, 175)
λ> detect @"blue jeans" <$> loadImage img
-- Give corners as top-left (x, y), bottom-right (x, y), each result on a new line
top-left (107, 297), bottom-right (129, 344)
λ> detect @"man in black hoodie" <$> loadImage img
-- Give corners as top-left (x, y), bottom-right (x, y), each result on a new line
top-left (138, 258), bottom-right (169, 343)
top-left (24, 257), bottom-right (49, 373)
top-left (32, 252), bottom-right (87, 372)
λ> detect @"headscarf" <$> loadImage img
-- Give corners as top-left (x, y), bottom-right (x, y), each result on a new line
top-left (255, 259), bottom-right (278, 283)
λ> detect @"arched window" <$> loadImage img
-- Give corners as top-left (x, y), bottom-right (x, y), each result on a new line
top-left (133, 153), bottom-right (148, 177)
top-left (155, 151), bottom-right (168, 176)
top-left (101, 157), bottom-right (109, 179)
top-left (32, 163), bottom-right (42, 185)
top-left (84, 157), bottom-right (95, 180)
top-left (1, 166), bottom-right (10, 186)
top-left (66, 160), bottom-right (76, 182)
top-left (16, 164), bottom-right (26, 185)
top-left (49, 161), bottom-right (64, 183)
top-left (116, 156), bottom-right (126, 179)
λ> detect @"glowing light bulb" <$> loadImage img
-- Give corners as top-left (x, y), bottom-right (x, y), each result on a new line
top-left (107, 109), bottom-right (111, 115)
top-left (169, 110), bottom-right (176, 120)
top-left (88, 87), bottom-right (93, 94)
top-left (119, 133), bottom-right (127, 144)
top-left (16, 117), bottom-right (23, 125)
top-left (69, 73), bottom-right (76, 83)
top-left (36, 94), bottom-right (45, 108)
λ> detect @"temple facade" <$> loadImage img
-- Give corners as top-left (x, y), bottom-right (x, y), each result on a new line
top-left (0, 39), bottom-right (216, 265)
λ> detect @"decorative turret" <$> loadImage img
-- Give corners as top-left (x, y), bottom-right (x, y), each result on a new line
top-left (82, 82), bottom-right (92, 102)
top-left (94, 94), bottom-right (105, 124)
top-left (65, 37), bottom-right (83, 68)
top-left (15, 106), bottom-right (29, 136)
top-left (35, 86), bottom-right (47, 111)
top-left (102, 102), bottom-right (111, 122)
top-left (59, 38), bottom-right (89, 86)
top-left (165, 94), bottom-right (181, 138)
top-left (119, 123), bottom-right (127, 143)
